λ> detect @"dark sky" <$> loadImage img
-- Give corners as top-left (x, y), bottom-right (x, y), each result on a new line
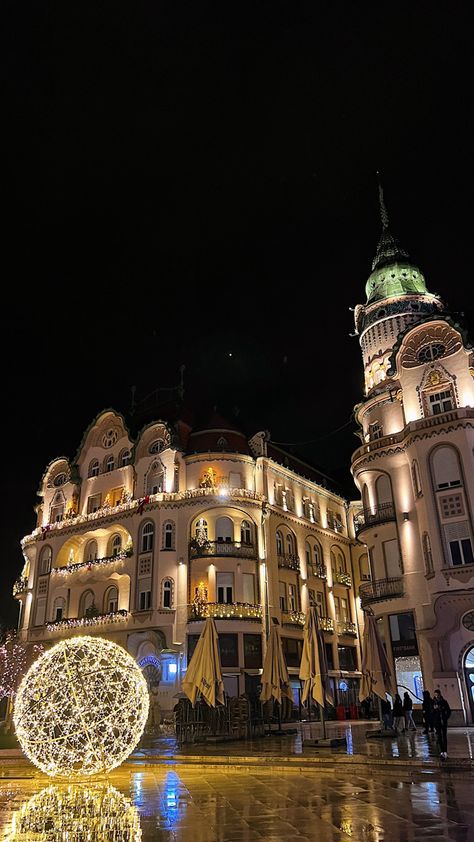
top-left (1, 2), bottom-right (471, 629)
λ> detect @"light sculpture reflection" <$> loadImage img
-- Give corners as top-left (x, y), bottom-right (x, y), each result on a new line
top-left (13, 636), bottom-right (149, 777)
top-left (6, 783), bottom-right (141, 841)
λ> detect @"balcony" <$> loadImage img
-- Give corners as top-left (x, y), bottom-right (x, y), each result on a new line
top-left (45, 609), bottom-right (130, 633)
top-left (354, 502), bottom-right (396, 536)
top-left (319, 616), bottom-right (334, 633)
top-left (281, 610), bottom-right (306, 627)
top-left (277, 553), bottom-right (301, 572)
top-left (359, 576), bottom-right (404, 609)
top-left (189, 540), bottom-right (258, 560)
top-left (13, 576), bottom-right (28, 597)
top-left (335, 571), bottom-right (352, 587)
top-left (187, 602), bottom-right (263, 622)
top-left (51, 548), bottom-right (132, 579)
top-left (337, 620), bottom-right (357, 636)
top-left (312, 564), bottom-right (327, 581)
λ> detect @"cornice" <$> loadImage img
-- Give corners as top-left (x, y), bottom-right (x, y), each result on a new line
top-left (352, 419), bottom-right (474, 472)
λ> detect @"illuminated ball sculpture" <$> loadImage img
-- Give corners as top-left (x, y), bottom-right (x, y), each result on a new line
top-left (13, 636), bottom-right (149, 777)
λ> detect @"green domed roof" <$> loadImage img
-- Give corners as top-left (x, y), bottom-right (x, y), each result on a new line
top-left (365, 261), bottom-right (428, 303)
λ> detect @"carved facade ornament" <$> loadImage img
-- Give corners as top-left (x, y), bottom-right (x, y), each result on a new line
top-left (462, 611), bottom-right (474, 632)
top-left (399, 322), bottom-right (462, 369)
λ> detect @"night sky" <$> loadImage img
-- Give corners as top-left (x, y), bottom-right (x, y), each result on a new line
top-left (1, 2), bottom-right (471, 629)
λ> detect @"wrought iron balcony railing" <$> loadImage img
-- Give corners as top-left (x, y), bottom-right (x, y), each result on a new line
top-left (281, 610), bottom-right (306, 627)
top-left (354, 502), bottom-right (396, 536)
top-left (51, 548), bottom-right (132, 577)
top-left (277, 553), bottom-right (301, 571)
top-left (45, 609), bottom-right (129, 632)
top-left (337, 620), bottom-right (357, 636)
top-left (189, 540), bottom-right (257, 559)
top-left (359, 576), bottom-right (404, 609)
top-left (335, 571), bottom-right (352, 587)
top-left (318, 616), bottom-right (334, 633)
top-left (187, 602), bottom-right (263, 621)
top-left (13, 576), bottom-right (28, 596)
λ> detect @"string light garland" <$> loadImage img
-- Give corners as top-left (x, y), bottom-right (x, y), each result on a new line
top-left (7, 783), bottom-right (141, 841)
top-left (0, 634), bottom-right (43, 700)
top-left (13, 636), bottom-right (149, 777)
top-left (45, 609), bottom-right (129, 632)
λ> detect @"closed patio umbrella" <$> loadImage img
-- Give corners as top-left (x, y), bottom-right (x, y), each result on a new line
top-left (299, 606), bottom-right (333, 739)
top-left (182, 617), bottom-right (225, 707)
top-left (359, 612), bottom-right (395, 704)
top-left (260, 619), bottom-right (293, 732)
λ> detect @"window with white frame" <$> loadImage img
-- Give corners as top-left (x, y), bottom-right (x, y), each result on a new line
top-left (105, 455), bottom-right (115, 473)
top-left (369, 422), bottom-right (383, 441)
top-left (50, 493), bottom-right (65, 523)
top-left (431, 445), bottom-right (462, 490)
top-left (111, 534), bottom-right (122, 556)
top-left (85, 539), bottom-right (98, 561)
top-left (216, 572), bottom-right (234, 604)
top-left (285, 533), bottom-right (294, 555)
top-left (240, 520), bottom-right (252, 545)
top-left (39, 546), bottom-right (52, 575)
top-left (105, 586), bottom-right (118, 613)
top-left (443, 522), bottom-right (474, 567)
top-left (162, 578), bottom-right (173, 609)
top-left (287, 583), bottom-right (297, 612)
top-left (119, 449), bottom-right (131, 467)
top-left (139, 589), bottom-right (152, 610)
top-left (427, 388), bottom-right (454, 415)
top-left (163, 521), bottom-right (175, 550)
top-left (80, 590), bottom-right (95, 617)
top-left (216, 516), bottom-right (233, 542)
top-left (140, 522), bottom-right (154, 553)
top-left (89, 459), bottom-right (100, 477)
top-left (87, 494), bottom-right (101, 514)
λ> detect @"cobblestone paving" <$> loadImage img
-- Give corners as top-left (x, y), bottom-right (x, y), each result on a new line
top-left (0, 764), bottom-right (473, 840)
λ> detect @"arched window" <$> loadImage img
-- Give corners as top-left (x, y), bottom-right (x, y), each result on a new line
top-left (104, 586), bottom-right (118, 614)
top-left (79, 590), bottom-right (96, 617)
top-left (111, 534), bottom-right (122, 556)
top-left (362, 484), bottom-right (370, 513)
top-left (146, 462), bottom-right (164, 495)
top-left (216, 516), bottom-right (233, 542)
top-left (359, 553), bottom-right (371, 581)
top-left (89, 459), bottom-right (100, 478)
top-left (162, 578), bottom-right (173, 609)
top-left (431, 446), bottom-right (462, 490)
top-left (119, 449), bottom-right (131, 467)
top-left (53, 596), bottom-right (66, 622)
top-left (84, 539), bottom-right (98, 562)
top-left (50, 493), bottom-right (65, 523)
top-left (331, 548), bottom-right (346, 576)
top-left (276, 531), bottom-right (283, 555)
top-left (105, 455), bottom-right (115, 473)
top-left (140, 522), bottom-right (154, 553)
top-left (240, 520), bottom-right (252, 545)
top-left (285, 533), bottom-right (294, 555)
top-left (375, 474), bottom-right (392, 506)
top-left (313, 541), bottom-right (323, 569)
top-left (39, 546), bottom-right (52, 575)
top-left (423, 533), bottom-right (434, 575)
top-left (162, 521), bottom-right (175, 550)
top-left (305, 541), bottom-right (312, 573)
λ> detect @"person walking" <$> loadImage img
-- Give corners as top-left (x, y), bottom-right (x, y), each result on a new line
top-left (403, 692), bottom-right (416, 731)
top-left (422, 690), bottom-right (434, 734)
top-left (432, 689), bottom-right (451, 759)
top-left (392, 693), bottom-right (405, 733)
top-left (381, 697), bottom-right (392, 730)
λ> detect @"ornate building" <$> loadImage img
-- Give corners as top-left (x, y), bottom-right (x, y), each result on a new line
top-left (14, 411), bottom-right (366, 716)
top-left (351, 184), bottom-right (474, 723)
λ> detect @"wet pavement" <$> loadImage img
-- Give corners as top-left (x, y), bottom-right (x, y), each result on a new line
top-left (0, 762), bottom-right (473, 840)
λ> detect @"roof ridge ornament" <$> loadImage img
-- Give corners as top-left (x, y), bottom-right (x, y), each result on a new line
top-left (377, 171), bottom-right (389, 229)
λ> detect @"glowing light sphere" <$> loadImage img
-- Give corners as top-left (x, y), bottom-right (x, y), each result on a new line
top-left (7, 783), bottom-right (141, 841)
top-left (13, 636), bottom-right (149, 777)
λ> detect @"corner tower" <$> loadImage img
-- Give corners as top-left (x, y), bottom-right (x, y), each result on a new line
top-left (351, 181), bottom-right (474, 723)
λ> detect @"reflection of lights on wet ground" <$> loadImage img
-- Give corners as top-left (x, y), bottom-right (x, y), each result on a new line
top-left (5, 783), bottom-right (141, 841)
top-left (158, 772), bottom-right (183, 830)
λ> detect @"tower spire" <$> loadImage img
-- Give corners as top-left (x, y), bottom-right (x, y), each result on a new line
top-left (377, 171), bottom-right (389, 229)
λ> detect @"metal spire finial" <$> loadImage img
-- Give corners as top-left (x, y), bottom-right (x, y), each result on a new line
top-left (377, 171), bottom-right (389, 229)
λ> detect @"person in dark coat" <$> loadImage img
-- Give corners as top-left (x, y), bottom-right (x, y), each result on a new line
top-left (432, 689), bottom-right (451, 759)
top-left (422, 690), bottom-right (434, 734)
top-left (392, 693), bottom-right (405, 733)
top-left (403, 692), bottom-right (416, 731)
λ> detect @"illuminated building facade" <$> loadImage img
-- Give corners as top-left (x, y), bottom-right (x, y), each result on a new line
top-left (15, 412), bottom-right (366, 715)
top-left (351, 185), bottom-right (474, 723)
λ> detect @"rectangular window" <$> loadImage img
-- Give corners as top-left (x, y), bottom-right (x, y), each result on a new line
top-left (110, 487), bottom-right (124, 507)
top-left (243, 634), bottom-right (262, 669)
top-left (325, 642), bottom-right (334, 670)
top-left (450, 538), bottom-right (474, 566)
top-left (281, 636), bottom-right (302, 667)
top-left (389, 612), bottom-right (418, 656)
top-left (216, 572), bottom-right (234, 604)
top-left (338, 646), bottom-right (357, 671)
top-left (55, 606), bottom-right (63, 622)
top-left (218, 633), bottom-right (238, 667)
top-left (334, 596), bottom-right (340, 621)
top-left (279, 581), bottom-right (287, 612)
top-left (139, 590), bottom-right (151, 610)
top-left (242, 573), bottom-right (255, 604)
top-left (34, 597), bottom-right (47, 627)
top-left (287, 583), bottom-right (297, 612)
top-left (229, 472), bottom-right (242, 488)
top-left (316, 591), bottom-right (326, 617)
top-left (87, 494), bottom-right (101, 514)
top-left (429, 389), bottom-right (453, 415)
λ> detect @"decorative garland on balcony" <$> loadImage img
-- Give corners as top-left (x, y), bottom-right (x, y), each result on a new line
top-left (51, 548), bottom-right (133, 577)
top-left (46, 609), bottom-right (129, 632)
